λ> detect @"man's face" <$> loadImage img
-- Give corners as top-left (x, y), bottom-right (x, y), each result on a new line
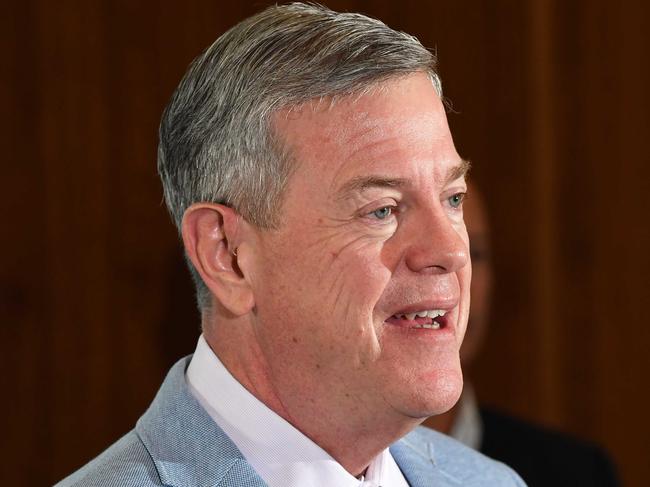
top-left (245, 73), bottom-right (470, 425)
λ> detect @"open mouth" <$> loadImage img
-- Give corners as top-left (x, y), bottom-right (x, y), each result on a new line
top-left (385, 309), bottom-right (448, 330)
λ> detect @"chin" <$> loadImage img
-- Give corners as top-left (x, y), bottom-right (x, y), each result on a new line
top-left (430, 372), bottom-right (464, 414)
top-left (397, 366), bottom-right (464, 419)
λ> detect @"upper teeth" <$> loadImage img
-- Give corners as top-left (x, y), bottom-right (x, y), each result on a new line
top-left (394, 310), bottom-right (446, 320)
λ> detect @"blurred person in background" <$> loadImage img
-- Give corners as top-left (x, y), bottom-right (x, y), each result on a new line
top-left (425, 182), bottom-right (619, 487)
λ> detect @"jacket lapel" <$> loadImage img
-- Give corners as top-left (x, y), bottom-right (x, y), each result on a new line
top-left (135, 356), bottom-right (267, 487)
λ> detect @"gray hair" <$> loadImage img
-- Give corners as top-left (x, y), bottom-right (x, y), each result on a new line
top-left (157, 2), bottom-right (442, 310)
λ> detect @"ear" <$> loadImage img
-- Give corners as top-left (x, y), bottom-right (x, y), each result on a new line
top-left (181, 203), bottom-right (255, 316)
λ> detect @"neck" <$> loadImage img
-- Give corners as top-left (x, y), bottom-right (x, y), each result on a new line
top-left (294, 409), bottom-right (419, 476)
top-left (203, 314), bottom-right (421, 477)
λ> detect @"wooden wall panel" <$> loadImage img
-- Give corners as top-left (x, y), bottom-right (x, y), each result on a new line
top-left (2, 1), bottom-right (648, 485)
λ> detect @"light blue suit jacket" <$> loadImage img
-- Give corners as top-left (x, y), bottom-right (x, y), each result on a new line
top-left (57, 357), bottom-right (526, 486)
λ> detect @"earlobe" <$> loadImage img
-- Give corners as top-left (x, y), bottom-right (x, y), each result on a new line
top-left (181, 204), bottom-right (255, 316)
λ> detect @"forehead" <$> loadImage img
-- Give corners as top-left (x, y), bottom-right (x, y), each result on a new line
top-left (273, 73), bottom-right (460, 191)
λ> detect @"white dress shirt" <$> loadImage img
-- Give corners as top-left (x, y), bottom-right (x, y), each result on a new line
top-left (186, 335), bottom-right (409, 487)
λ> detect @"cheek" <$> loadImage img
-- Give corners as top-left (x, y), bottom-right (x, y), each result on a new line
top-left (326, 238), bottom-right (394, 315)
top-left (289, 258), bottom-right (388, 358)
top-left (288, 230), bottom-right (392, 302)
top-left (254, 235), bottom-right (393, 354)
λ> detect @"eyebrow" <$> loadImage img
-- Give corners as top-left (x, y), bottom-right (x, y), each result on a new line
top-left (337, 176), bottom-right (408, 199)
top-left (445, 159), bottom-right (472, 185)
top-left (337, 159), bottom-right (471, 200)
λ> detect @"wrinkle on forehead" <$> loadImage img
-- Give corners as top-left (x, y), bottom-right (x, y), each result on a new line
top-left (272, 72), bottom-right (460, 200)
top-left (273, 73), bottom-right (445, 153)
top-left (341, 113), bottom-right (442, 162)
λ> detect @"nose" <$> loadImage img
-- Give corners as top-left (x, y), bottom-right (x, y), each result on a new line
top-left (403, 207), bottom-right (469, 274)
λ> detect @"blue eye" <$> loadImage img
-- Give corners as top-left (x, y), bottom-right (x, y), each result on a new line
top-left (371, 207), bottom-right (393, 219)
top-left (449, 193), bottom-right (465, 209)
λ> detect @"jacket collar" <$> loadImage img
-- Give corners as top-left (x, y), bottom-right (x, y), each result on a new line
top-left (135, 356), bottom-right (266, 487)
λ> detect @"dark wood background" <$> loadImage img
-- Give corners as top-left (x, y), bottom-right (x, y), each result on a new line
top-left (2, 1), bottom-right (649, 485)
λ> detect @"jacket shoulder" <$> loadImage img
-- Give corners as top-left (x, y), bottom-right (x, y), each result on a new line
top-left (54, 430), bottom-right (163, 487)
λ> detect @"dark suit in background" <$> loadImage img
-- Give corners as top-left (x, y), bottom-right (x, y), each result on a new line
top-left (480, 407), bottom-right (619, 487)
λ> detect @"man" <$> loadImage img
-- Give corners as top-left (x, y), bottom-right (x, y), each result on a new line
top-left (58, 4), bottom-right (525, 486)
top-left (425, 184), bottom-right (619, 486)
